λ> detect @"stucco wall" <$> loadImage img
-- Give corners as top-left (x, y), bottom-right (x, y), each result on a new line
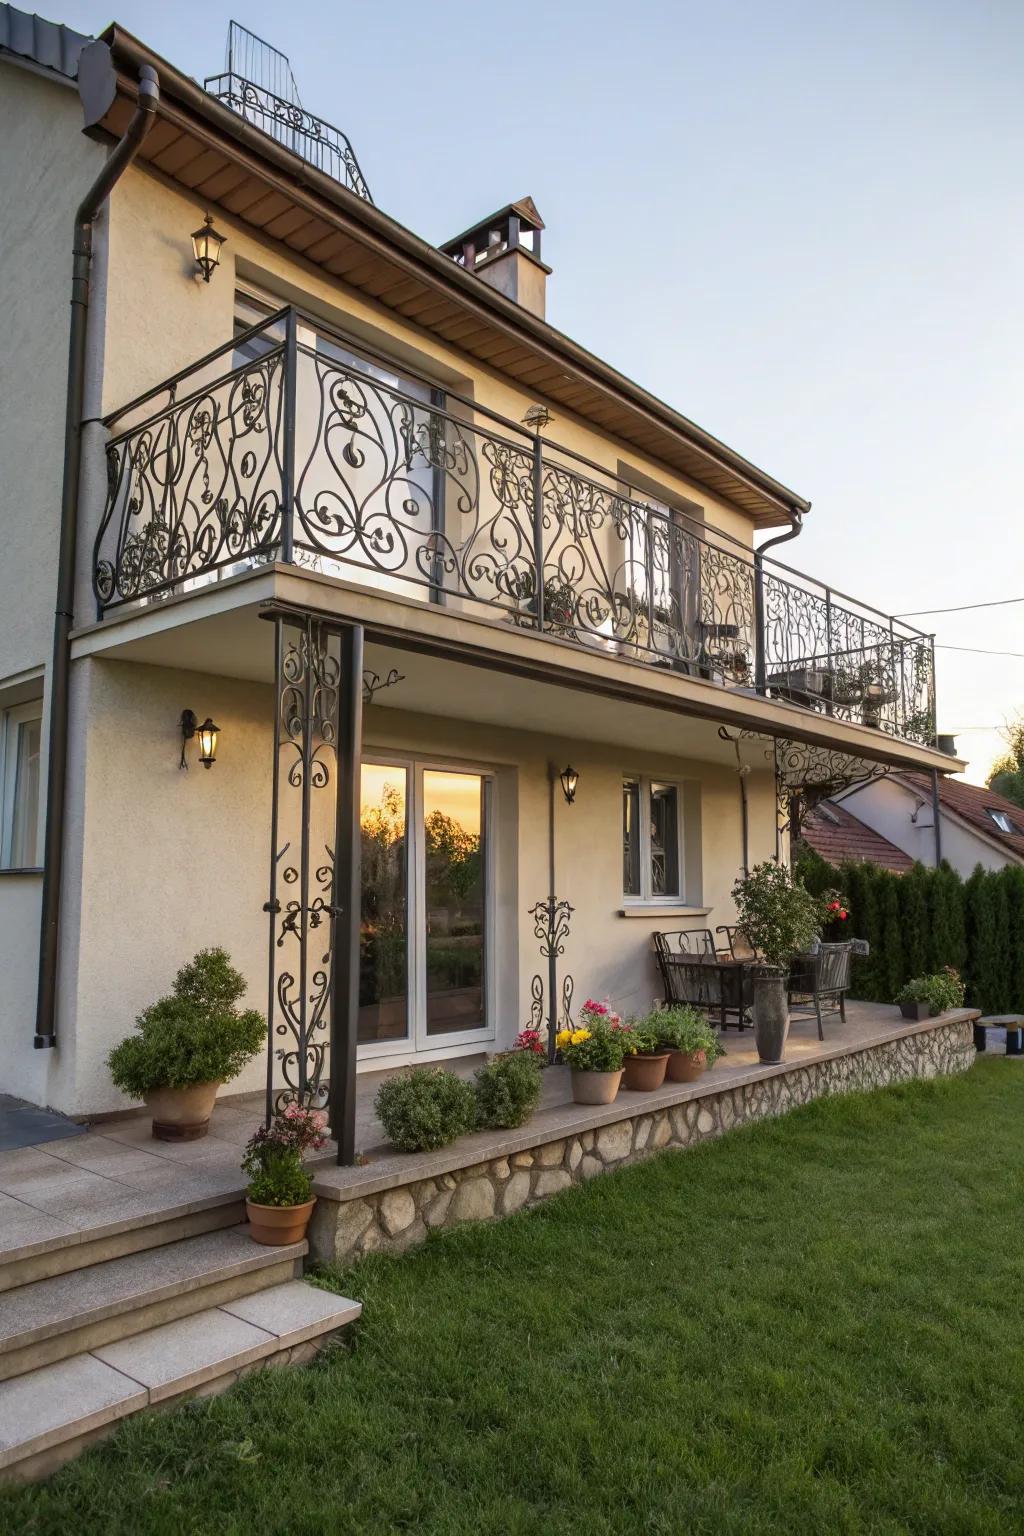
top-left (841, 779), bottom-right (1014, 876)
top-left (33, 657), bottom-right (773, 1117)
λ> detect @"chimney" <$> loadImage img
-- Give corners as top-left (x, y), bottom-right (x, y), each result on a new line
top-left (440, 197), bottom-right (550, 318)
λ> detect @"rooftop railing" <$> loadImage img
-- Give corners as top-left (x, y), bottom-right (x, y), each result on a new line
top-left (93, 308), bottom-right (936, 746)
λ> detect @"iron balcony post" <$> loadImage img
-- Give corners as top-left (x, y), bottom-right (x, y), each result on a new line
top-left (753, 552), bottom-right (766, 694)
top-left (281, 308), bottom-right (297, 566)
top-left (824, 586), bottom-right (834, 716)
top-left (532, 431), bottom-right (545, 633)
top-left (263, 617), bottom-right (284, 1126)
top-left (331, 624), bottom-right (365, 1166)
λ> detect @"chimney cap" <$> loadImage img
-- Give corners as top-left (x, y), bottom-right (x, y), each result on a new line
top-left (440, 196), bottom-right (545, 256)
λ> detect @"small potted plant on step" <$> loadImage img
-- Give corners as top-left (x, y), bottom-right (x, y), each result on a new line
top-left (895, 967), bottom-right (966, 1021)
top-left (558, 1001), bottom-right (626, 1104)
top-left (242, 1102), bottom-right (329, 1245)
top-left (616, 1020), bottom-right (671, 1092)
top-left (732, 862), bottom-right (821, 1065)
top-left (107, 948), bottom-right (265, 1140)
top-left (651, 1006), bottom-right (724, 1082)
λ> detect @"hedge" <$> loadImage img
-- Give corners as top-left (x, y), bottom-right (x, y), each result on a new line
top-left (794, 847), bottom-right (1024, 1015)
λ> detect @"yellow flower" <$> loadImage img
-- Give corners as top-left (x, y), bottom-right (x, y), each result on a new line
top-left (570, 1028), bottom-right (591, 1045)
top-left (555, 1029), bottom-right (572, 1049)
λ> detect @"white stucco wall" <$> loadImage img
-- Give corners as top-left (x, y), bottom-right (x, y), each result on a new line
top-left (840, 778), bottom-right (1016, 876)
top-left (10, 656), bottom-right (774, 1116)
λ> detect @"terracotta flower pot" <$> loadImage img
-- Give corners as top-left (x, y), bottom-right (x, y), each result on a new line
top-left (666, 1047), bottom-right (707, 1083)
top-left (144, 1081), bottom-right (221, 1142)
top-left (570, 1067), bottom-right (623, 1105)
top-left (246, 1197), bottom-right (317, 1246)
top-left (622, 1052), bottom-right (670, 1092)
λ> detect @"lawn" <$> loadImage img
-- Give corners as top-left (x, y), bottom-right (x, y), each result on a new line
top-left (4, 1059), bottom-right (1024, 1535)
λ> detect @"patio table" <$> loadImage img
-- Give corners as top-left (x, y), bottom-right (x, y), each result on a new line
top-left (660, 952), bottom-right (755, 1031)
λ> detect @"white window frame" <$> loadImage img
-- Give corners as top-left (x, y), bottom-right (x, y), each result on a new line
top-left (623, 774), bottom-right (686, 905)
top-left (0, 699), bottom-right (43, 870)
top-left (358, 752), bottom-right (497, 1062)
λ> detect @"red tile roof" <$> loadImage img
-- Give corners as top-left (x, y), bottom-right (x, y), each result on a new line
top-left (800, 799), bottom-right (915, 874)
top-left (898, 773), bottom-right (1024, 863)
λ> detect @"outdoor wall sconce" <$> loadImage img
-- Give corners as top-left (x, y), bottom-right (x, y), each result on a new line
top-left (559, 764), bottom-right (579, 805)
top-left (180, 709), bottom-right (221, 770)
top-left (191, 212), bottom-right (227, 282)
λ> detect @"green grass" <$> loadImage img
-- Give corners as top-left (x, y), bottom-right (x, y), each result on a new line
top-left (4, 1060), bottom-right (1024, 1534)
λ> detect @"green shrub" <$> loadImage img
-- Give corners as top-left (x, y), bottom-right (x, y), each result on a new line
top-left (474, 1052), bottom-right (543, 1130)
top-left (647, 1006), bottom-right (724, 1063)
top-left (108, 948), bottom-right (264, 1096)
top-left (375, 1068), bottom-right (477, 1153)
top-left (244, 1146), bottom-right (313, 1207)
top-left (615, 1022), bottom-right (662, 1057)
top-left (732, 861), bottom-right (820, 969)
top-left (895, 968), bottom-right (966, 1015)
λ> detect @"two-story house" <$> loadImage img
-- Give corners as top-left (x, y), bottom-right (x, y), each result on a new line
top-left (0, 9), bottom-right (960, 1161)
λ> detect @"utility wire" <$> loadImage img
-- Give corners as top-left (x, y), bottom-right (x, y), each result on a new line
top-left (936, 644), bottom-right (1024, 658)
top-left (895, 595), bottom-right (1024, 617)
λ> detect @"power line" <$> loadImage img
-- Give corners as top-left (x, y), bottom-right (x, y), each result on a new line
top-left (936, 644), bottom-right (1024, 658)
top-left (895, 595), bottom-right (1024, 617)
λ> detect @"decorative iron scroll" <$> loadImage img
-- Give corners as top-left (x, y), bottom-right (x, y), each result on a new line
top-left (265, 615), bottom-right (343, 1117)
top-left (772, 737), bottom-right (893, 851)
top-left (526, 897), bottom-right (575, 1062)
top-left (362, 667), bottom-right (404, 705)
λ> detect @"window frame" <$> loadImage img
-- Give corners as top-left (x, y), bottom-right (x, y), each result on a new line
top-left (0, 699), bottom-right (43, 871)
top-left (622, 773), bottom-right (686, 905)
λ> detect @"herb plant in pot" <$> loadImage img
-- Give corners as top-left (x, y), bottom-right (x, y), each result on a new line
top-left (732, 863), bottom-right (820, 1065)
top-left (243, 1104), bottom-right (328, 1245)
top-left (651, 1006), bottom-right (724, 1082)
top-left (557, 1003), bottom-right (626, 1105)
top-left (895, 967), bottom-right (965, 1021)
top-left (107, 948), bottom-right (265, 1140)
top-left (617, 1022), bottom-right (671, 1092)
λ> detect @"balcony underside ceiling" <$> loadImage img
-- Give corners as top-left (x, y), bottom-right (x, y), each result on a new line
top-left (87, 28), bottom-right (809, 530)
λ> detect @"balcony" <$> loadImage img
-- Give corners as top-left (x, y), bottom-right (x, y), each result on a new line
top-left (92, 307), bottom-right (936, 747)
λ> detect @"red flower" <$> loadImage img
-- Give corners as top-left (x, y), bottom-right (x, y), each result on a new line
top-left (839, 910), bottom-right (847, 919)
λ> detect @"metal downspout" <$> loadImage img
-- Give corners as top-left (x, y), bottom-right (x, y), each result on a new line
top-left (34, 65), bottom-right (159, 1049)
top-left (753, 509), bottom-right (804, 695)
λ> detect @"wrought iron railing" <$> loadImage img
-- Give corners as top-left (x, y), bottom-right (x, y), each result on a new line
top-left (204, 71), bottom-right (373, 201)
top-left (93, 308), bottom-right (936, 746)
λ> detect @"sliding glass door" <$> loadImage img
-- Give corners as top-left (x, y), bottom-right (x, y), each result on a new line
top-left (359, 759), bottom-right (492, 1057)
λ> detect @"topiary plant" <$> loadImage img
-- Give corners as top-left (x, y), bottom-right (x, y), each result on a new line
top-left (375, 1068), bottom-right (477, 1153)
top-left (474, 1051), bottom-right (543, 1130)
top-left (108, 947), bottom-right (264, 1096)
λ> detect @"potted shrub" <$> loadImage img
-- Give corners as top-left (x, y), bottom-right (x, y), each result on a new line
top-left (475, 1051), bottom-right (544, 1130)
top-left (107, 948), bottom-right (264, 1141)
top-left (895, 967), bottom-right (966, 1021)
top-left (557, 1004), bottom-right (626, 1104)
top-left (243, 1103), bottom-right (328, 1246)
top-left (651, 1006), bottom-right (724, 1082)
top-left (616, 1021), bottom-right (671, 1092)
top-left (732, 862), bottom-right (821, 1065)
top-left (374, 1067), bottom-right (477, 1153)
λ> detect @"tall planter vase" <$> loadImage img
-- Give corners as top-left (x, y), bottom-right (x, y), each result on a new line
top-left (752, 973), bottom-right (789, 1064)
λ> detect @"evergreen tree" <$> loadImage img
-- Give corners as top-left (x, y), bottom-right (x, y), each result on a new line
top-left (901, 865), bottom-right (929, 978)
top-left (1004, 866), bottom-right (1024, 1012)
top-left (877, 873), bottom-right (906, 1000)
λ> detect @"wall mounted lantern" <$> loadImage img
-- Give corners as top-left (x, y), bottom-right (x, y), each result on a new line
top-left (180, 709), bottom-right (221, 770)
top-left (191, 212), bottom-right (226, 282)
top-left (559, 764), bottom-right (579, 805)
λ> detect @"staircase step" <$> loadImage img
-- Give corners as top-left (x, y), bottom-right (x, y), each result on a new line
top-left (0, 1226), bottom-right (306, 1382)
top-left (0, 1189), bottom-right (246, 1294)
top-left (0, 1282), bottom-right (361, 1483)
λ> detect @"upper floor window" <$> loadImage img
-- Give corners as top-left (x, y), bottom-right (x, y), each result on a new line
top-left (623, 776), bottom-right (682, 901)
top-left (1, 701), bottom-right (42, 869)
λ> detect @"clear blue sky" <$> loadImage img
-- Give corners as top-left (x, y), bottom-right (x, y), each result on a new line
top-left (61, 0), bottom-right (1024, 782)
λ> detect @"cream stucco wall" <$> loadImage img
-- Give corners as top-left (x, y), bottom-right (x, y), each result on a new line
top-left (13, 656), bottom-right (774, 1117)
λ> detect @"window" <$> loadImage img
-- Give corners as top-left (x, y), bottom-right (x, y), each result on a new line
top-left (988, 808), bottom-right (1018, 835)
top-left (1, 701), bottom-right (42, 869)
top-left (623, 776), bottom-right (684, 902)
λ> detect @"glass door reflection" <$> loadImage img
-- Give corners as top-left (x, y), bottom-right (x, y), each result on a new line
top-left (358, 763), bottom-right (409, 1044)
top-left (423, 770), bottom-right (487, 1037)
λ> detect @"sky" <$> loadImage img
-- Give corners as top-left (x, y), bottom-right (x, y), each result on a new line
top-left (58, 0), bottom-right (1024, 783)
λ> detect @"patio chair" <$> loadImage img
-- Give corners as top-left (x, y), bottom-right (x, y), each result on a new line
top-left (653, 930), bottom-right (753, 1030)
top-left (715, 925), bottom-right (759, 961)
top-left (788, 941), bottom-right (852, 1041)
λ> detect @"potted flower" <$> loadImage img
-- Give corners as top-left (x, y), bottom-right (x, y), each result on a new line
top-left (557, 1003), bottom-right (626, 1104)
top-left (242, 1103), bottom-right (329, 1245)
top-left (731, 862), bottom-right (821, 1065)
top-left (107, 948), bottom-right (265, 1141)
top-left (895, 967), bottom-right (966, 1021)
top-left (820, 887), bottom-right (851, 939)
top-left (615, 1021), bottom-right (671, 1092)
top-left (512, 1027), bottom-right (548, 1060)
top-left (651, 1006), bottom-right (724, 1082)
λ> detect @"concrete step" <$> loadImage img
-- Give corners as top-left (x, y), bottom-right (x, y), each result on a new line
top-left (0, 1225), bottom-right (306, 1382)
top-left (0, 1189), bottom-right (246, 1294)
top-left (0, 1280), bottom-right (361, 1483)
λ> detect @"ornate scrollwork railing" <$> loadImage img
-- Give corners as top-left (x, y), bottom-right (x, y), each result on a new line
top-left (93, 307), bottom-right (936, 747)
top-left (204, 72), bottom-right (373, 201)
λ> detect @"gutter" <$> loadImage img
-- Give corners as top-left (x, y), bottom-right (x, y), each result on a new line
top-left (34, 49), bottom-right (159, 1049)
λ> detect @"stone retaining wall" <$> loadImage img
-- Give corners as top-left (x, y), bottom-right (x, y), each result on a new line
top-left (310, 1016), bottom-right (975, 1267)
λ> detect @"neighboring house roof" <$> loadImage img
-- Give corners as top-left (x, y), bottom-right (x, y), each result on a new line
top-left (897, 772), bottom-right (1024, 865)
top-left (0, 3), bottom-right (90, 80)
top-left (800, 799), bottom-right (915, 874)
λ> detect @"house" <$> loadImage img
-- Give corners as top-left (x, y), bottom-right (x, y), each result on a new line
top-left (0, 7), bottom-right (963, 1162)
top-left (799, 799), bottom-right (915, 875)
top-left (835, 772), bottom-right (1024, 876)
